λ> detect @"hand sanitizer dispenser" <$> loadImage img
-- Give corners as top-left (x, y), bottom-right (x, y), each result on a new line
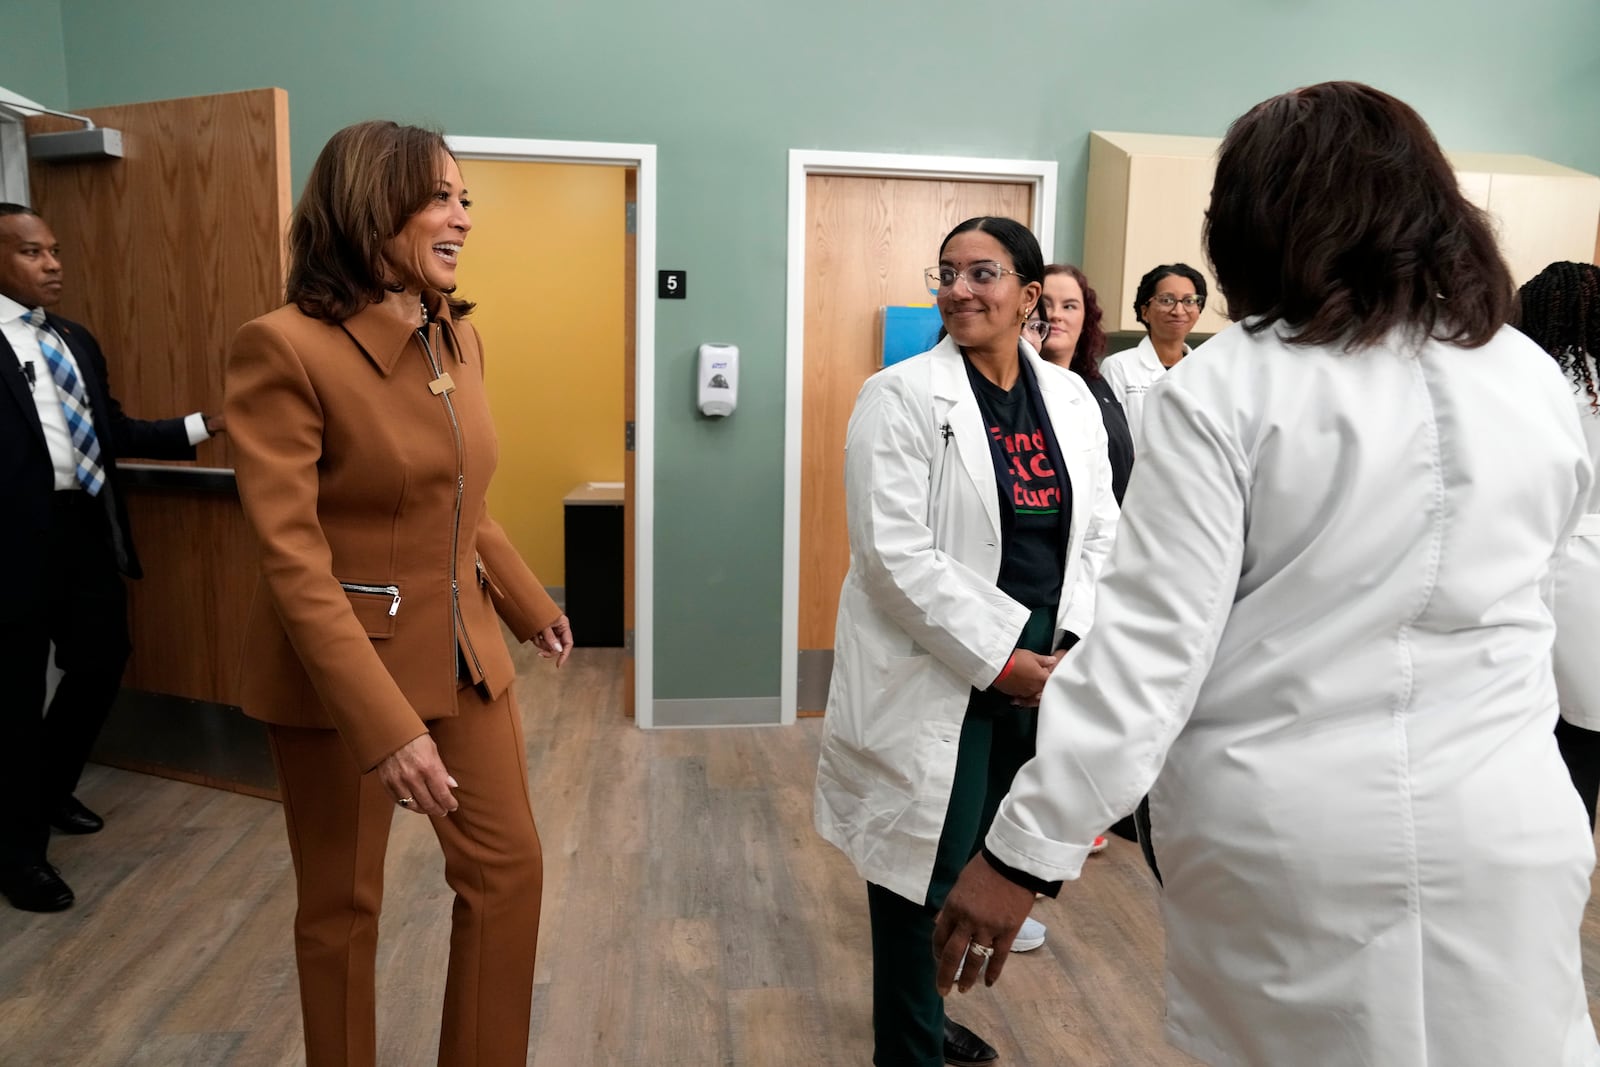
top-left (697, 343), bottom-right (738, 417)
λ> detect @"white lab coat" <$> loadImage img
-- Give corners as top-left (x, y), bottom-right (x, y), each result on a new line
top-left (987, 322), bottom-right (1600, 1066)
top-left (1098, 335), bottom-right (1190, 443)
top-left (813, 336), bottom-right (1119, 904)
top-left (1554, 361), bottom-right (1600, 730)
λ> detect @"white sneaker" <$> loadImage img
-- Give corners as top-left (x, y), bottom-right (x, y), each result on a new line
top-left (1013, 915), bottom-right (1046, 952)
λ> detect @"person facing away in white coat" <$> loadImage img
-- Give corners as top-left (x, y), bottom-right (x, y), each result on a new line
top-left (1518, 260), bottom-right (1600, 830)
top-left (813, 216), bottom-right (1118, 1067)
top-left (933, 81), bottom-right (1600, 1067)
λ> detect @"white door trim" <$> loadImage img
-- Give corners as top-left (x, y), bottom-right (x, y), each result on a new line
top-left (781, 149), bottom-right (1059, 724)
top-left (447, 135), bottom-right (658, 727)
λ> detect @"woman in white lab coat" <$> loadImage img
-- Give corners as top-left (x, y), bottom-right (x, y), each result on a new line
top-left (935, 82), bottom-right (1600, 1067)
top-left (814, 216), bottom-right (1117, 1067)
top-left (1097, 262), bottom-right (1207, 443)
top-left (1519, 260), bottom-right (1600, 828)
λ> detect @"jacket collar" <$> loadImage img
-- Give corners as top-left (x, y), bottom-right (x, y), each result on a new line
top-left (1136, 334), bottom-right (1189, 373)
top-left (339, 290), bottom-right (467, 376)
top-left (930, 333), bottom-right (1081, 406)
top-left (929, 334), bottom-right (968, 400)
top-left (928, 335), bottom-right (1083, 544)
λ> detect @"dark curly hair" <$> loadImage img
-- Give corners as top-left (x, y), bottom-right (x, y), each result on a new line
top-left (1041, 264), bottom-right (1107, 380)
top-left (1205, 81), bottom-right (1510, 351)
top-left (286, 120), bottom-right (473, 324)
top-left (1132, 263), bottom-right (1207, 329)
top-left (1516, 261), bottom-right (1600, 411)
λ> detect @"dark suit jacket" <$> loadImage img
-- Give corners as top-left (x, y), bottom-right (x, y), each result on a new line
top-left (0, 311), bottom-right (196, 614)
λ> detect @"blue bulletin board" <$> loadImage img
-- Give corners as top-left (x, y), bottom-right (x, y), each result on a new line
top-left (880, 305), bottom-right (942, 367)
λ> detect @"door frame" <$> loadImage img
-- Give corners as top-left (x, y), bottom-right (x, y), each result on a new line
top-left (447, 136), bottom-right (658, 726)
top-left (780, 149), bottom-right (1059, 724)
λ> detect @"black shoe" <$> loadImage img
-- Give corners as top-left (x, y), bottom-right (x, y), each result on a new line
top-left (50, 796), bottom-right (104, 835)
top-left (943, 1018), bottom-right (997, 1066)
top-left (0, 861), bottom-right (75, 912)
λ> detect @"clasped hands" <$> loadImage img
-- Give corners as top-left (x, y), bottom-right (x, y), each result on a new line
top-left (992, 648), bottom-right (1066, 707)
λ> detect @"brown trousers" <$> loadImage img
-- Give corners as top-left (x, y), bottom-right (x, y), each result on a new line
top-left (269, 684), bottom-right (543, 1067)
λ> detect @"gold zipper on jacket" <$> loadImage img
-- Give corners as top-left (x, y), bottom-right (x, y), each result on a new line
top-left (416, 322), bottom-right (485, 684)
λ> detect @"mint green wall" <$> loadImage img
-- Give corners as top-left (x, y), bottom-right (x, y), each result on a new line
top-left (2, 0), bottom-right (68, 110)
top-left (51, 0), bottom-right (1600, 703)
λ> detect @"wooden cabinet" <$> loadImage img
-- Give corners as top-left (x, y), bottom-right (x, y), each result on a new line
top-left (1082, 131), bottom-right (1230, 335)
top-left (1449, 152), bottom-right (1600, 284)
top-left (1083, 130), bottom-right (1600, 335)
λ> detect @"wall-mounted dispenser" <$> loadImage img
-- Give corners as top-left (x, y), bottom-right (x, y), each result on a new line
top-left (697, 342), bottom-right (738, 417)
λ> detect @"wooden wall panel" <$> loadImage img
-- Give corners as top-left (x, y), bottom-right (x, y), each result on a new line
top-left (26, 89), bottom-right (289, 457)
top-left (797, 176), bottom-right (1031, 707)
top-left (120, 491), bottom-right (260, 701)
top-left (27, 88), bottom-right (290, 705)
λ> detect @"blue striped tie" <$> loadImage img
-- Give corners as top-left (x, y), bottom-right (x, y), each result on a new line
top-left (23, 307), bottom-right (106, 496)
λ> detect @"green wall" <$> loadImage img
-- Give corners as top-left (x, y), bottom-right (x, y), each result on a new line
top-left (33, 0), bottom-right (1600, 705)
top-left (1, 0), bottom-right (68, 110)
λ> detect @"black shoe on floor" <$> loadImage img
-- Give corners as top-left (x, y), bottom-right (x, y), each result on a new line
top-left (0, 861), bottom-right (75, 912)
top-left (944, 1018), bottom-right (998, 1066)
top-left (50, 796), bottom-right (104, 835)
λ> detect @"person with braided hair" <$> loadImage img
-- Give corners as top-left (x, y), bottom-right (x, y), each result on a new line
top-left (1518, 260), bottom-right (1600, 829)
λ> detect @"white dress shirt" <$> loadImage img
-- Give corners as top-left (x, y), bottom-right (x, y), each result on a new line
top-left (0, 292), bottom-right (209, 489)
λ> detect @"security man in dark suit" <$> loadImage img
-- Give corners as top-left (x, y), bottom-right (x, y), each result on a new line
top-left (0, 203), bottom-right (223, 911)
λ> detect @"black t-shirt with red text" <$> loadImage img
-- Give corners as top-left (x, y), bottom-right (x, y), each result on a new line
top-left (963, 357), bottom-right (1072, 612)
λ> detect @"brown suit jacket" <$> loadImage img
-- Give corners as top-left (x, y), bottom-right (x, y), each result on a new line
top-left (225, 294), bottom-right (561, 771)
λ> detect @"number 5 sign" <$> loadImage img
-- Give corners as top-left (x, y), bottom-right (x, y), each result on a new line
top-left (658, 270), bottom-right (687, 299)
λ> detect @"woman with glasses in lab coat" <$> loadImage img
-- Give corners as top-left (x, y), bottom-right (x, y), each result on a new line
top-left (1098, 262), bottom-right (1208, 443)
top-left (815, 216), bottom-right (1118, 1067)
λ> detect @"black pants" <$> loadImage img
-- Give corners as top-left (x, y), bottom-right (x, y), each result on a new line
top-left (1556, 717), bottom-right (1600, 831)
top-left (0, 491), bottom-right (130, 866)
top-left (867, 610), bottom-right (1054, 1067)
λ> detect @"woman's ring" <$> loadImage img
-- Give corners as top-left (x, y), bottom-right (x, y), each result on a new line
top-left (966, 941), bottom-right (994, 959)
top-left (398, 796), bottom-right (415, 808)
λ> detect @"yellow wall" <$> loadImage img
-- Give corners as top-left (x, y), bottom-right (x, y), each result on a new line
top-left (455, 160), bottom-right (626, 587)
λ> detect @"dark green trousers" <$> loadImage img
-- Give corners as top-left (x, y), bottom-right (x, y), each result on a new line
top-left (867, 610), bottom-right (1053, 1067)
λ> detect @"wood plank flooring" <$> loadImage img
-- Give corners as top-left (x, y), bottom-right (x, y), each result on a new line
top-left (4, 647), bottom-right (1599, 1065)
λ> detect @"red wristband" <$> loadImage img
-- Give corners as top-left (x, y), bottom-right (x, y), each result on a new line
top-left (994, 651), bottom-right (1017, 686)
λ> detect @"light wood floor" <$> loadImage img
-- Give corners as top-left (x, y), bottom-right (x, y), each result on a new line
top-left (4, 647), bottom-right (1600, 1066)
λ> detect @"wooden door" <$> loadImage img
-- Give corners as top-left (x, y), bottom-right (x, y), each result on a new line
top-left (797, 175), bottom-right (1033, 713)
top-left (27, 88), bottom-right (290, 706)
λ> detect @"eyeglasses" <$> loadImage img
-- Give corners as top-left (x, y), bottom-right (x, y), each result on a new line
top-left (1148, 293), bottom-right (1205, 311)
top-left (1022, 320), bottom-right (1053, 342)
top-left (925, 262), bottom-right (1023, 296)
